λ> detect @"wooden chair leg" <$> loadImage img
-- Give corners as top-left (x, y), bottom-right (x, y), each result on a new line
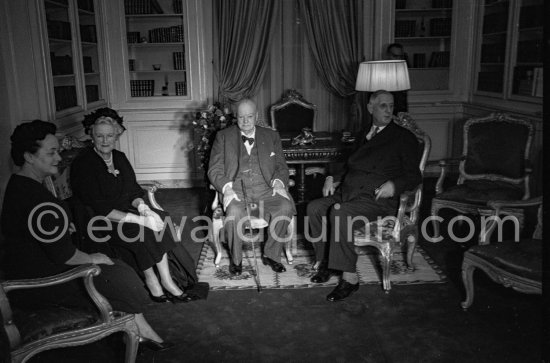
top-left (123, 325), bottom-right (140, 363)
top-left (211, 218), bottom-right (224, 267)
top-left (430, 204), bottom-right (442, 240)
top-left (378, 243), bottom-right (392, 293)
top-left (461, 256), bottom-right (476, 310)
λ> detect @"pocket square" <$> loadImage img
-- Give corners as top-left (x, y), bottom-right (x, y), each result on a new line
top-left (270, 152), bottom-right (276, 157)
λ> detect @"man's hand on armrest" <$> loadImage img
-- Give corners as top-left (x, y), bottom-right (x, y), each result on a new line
top-left (375, 181), bottom-right (395, 200)
top-left (323, 176), bottom-right (340, 197)
top-left (222, 184), bottom-right (241, 209)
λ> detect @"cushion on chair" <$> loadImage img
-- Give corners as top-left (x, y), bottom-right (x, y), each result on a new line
top-left (464, 122), bottom-right (529, 179)
top-left (354, 216), bottom-right (412, 244)
top-left (13, 306), bottom-right (97, 344)
top-left (467, 239), bottom-right (542, 281)
top-left (436, 180), bottom-right (523, 204)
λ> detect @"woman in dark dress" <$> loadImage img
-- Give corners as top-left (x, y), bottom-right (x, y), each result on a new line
top-left (1, 120), bottom-right (173, 351)
top-left (70, 108), bottom-right (194, 303)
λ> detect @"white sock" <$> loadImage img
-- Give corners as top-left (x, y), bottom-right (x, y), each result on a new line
top-left (342, 272), bottom-right (358, 284)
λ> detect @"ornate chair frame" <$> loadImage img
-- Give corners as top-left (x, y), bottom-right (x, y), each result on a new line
top-left (461, 197), bottom-right (542, 310)
top-left (1, 265), bottom-right (139, 363)
top-left (270, 89), bottom-right (317, 133)
top-left (353, 113), bottom-right (431, 292)
top-left (430, 113), bottom-right (535, 241)
top-left (207, 187), bottom-right (297, 267)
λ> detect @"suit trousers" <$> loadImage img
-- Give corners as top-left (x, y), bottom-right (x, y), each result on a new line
top-left (225, 193), bottom-right (293, 264)
top-left (307, 191), bottom-right (396, 272)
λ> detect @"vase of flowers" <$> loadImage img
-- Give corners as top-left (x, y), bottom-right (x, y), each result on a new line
top-left (193, 102), bottom-right (237, 171)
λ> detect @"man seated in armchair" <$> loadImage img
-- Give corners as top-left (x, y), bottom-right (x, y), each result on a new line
top-left (207, 99), bottom-right (296, 276)
top-left (306, 90), bottom-right (421, 301)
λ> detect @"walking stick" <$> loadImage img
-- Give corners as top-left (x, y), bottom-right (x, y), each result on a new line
top-left (241, 180), bottom-right (265, 293)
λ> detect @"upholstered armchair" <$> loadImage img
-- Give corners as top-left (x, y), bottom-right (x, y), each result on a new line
top-left (1, 264), bottom-right (139, 363)
top-left (430, 113), bottom-right (535, 242)
top-left (207, 185), bottom-right (297, 267)
top-left (461, 197), bottom-right (542, 310)
top-left (353, 113), bottom-right (431, 292)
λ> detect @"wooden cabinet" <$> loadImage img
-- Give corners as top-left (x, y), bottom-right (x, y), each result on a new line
top-left (473, 0), bottom-right (543, 105)
top-left (394, 0), bottom-right (454, 91)
top-left (44, 0), bottom-right (107, 117)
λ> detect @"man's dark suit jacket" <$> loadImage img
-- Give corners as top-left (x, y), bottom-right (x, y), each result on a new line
top-left (208, 125), bottom-right (290, 195)
top-left (334, 120), bottom-right (421, 202)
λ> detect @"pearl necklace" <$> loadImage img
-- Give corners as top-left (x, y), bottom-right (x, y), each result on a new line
top-left (95, 148), bottom-right (120, 177)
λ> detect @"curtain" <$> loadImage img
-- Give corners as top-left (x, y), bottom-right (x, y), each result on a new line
top-left (214, 0), bottom-right (279, 103)
top-left (297, 0), bottom-right (362, 99)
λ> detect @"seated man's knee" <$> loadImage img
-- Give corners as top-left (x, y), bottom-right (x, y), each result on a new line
top-left (277, 198), bottom-right (293, 216)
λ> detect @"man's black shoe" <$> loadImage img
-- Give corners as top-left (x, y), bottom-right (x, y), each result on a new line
top-left (310, 267), bottom-right (335, 283)
top-left (229, 261), bottom-right (242, 275)
top-left (326, 280), bottom-right (359, 302)
top-left (261, 256), bottom-right (286, 273)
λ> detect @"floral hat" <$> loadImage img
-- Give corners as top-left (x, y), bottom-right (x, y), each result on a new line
top-left (82, 107), bottom-right (126, 135)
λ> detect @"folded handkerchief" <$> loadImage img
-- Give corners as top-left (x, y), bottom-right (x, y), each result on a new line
top-left (270, 152), bottom-right (276, 157)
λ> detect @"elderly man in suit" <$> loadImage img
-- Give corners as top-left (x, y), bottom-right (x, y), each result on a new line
top-left (208, 99), bottom-right (295, 275)
top-left (306, 90), bottom-right (421, 301)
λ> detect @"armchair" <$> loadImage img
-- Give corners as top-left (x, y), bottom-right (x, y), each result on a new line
top-left (353, 113), bottom-right (431, 292)
top-left (207, 185), bottom-right (297, 268)
top-left (461, 197), bottom-right (542, 310)
top-left (1, 264), bottom-right (139, 363)
top-left (430, 113), bottom-right (535, 241)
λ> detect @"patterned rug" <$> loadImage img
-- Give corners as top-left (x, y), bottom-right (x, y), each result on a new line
top-left (196, 239), bottom-right (447, 290)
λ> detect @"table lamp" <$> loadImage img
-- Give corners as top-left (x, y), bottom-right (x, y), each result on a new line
top-left (355, 60), bottom-right (410, 92)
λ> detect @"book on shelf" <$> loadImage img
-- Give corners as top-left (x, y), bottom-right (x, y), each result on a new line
top-left (413, 53), bottom-right (426, 68)
top-left (428, 51), bottom-right (450, 67)
top-left (130, 80), bottom-right (154, 97)
top-left (395, 20), bottom-right (416, 37)
top-left (54, 86), bottom-right (77, 111)
top-left (173, 0), bottom-right (183, 14)
top-left (173, 51), bottom-right (185, 70)
top-left (125, 0), bottom-right (164, 15)
top-left (175, 81), bottom-right (186, 96)
top-left (85, 85), bottom-right (100, 103)
top-left (148, 25), bottom-right (184, 43)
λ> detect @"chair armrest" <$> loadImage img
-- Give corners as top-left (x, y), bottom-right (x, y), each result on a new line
top-left (139, 182), bottom-right (163, 211)
top-left (2, 264), bottom-right (114, 323)
top-left (433, 158), bottom-right (461, 195)
top-left (487, 196), bottom-right (542, 210)
top-left (480, 196), bottom-right (542, 244)
top-left (396, 185), bottom-right (422, 224)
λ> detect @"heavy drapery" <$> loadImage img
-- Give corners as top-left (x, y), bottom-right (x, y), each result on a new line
top-left (297, 0), bottom-right (362, 99)
top-left (214, 0), bottom-right (279, 103)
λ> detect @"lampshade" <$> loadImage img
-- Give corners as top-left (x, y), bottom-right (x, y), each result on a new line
top-left (355, 60), bottom-right (411, 92)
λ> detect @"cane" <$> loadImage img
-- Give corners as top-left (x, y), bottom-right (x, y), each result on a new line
top-left (241, 180), bottom-right (266, 293)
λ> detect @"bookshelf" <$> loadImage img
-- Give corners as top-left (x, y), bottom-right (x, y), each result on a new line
top-left (124, 0), bottom-right (188, 98)
top-left (44, 0), bottom-right (105, 114)
top-left (394, 0), bottom-right (454, 91)
top-left (475, 0), bottom-right (543, 100)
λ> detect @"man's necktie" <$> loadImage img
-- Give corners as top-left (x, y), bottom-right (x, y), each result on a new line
top-left (242, 135), bottom-right (254, 145)
top-left (367, 126), bottom-right (379, 141)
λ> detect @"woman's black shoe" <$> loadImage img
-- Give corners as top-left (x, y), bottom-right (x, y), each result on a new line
top-left (139, 338), bottom-right (175, 352)
top-left (165, 291), bottom-right (192, 303)
top-left (149, 294), bottom-right (170, 303)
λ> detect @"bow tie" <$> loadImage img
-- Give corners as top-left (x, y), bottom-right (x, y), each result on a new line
top-left (241, 135), bottom-right (255, 145)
